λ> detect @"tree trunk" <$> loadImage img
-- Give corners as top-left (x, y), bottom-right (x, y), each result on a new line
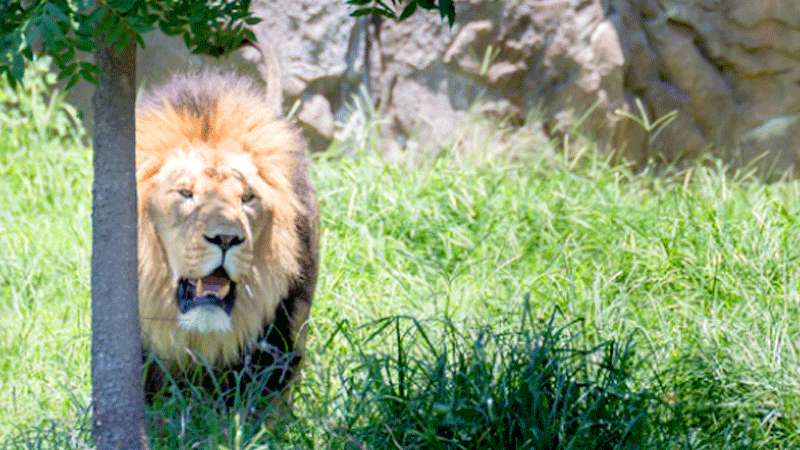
top-left (91, 42), bottom-right (147, 449)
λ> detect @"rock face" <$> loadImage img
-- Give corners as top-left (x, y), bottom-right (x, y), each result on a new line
top-left (67, 0), bottom-right (800, 172)
top-left (371, 0), bottom-right (800, 171)
top-left (617, 0), bottom-right (800, 170)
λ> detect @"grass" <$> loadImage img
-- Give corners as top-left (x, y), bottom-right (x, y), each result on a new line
top-left (3, 64), bottom-right (800, 448)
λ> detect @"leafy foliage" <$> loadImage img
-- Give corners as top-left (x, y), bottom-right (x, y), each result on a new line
top-left (0, 0), bottom-right (258, 88)
top-left (347, 0), bottom-right (455, 25)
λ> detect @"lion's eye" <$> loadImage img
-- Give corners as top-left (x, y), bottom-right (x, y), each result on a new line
top-left (178, 189), bottom-right (193, 199)
top-left (242, 192), bottom-right (256, 203)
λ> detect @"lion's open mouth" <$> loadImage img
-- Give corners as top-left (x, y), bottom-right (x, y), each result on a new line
top-left (176, 267), bottom-right (236, 315)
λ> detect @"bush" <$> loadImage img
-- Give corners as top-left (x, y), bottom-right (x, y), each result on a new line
top-left (320, 305), bottom-right (673, 449)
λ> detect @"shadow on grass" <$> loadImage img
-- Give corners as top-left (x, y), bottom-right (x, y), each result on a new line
top-left (4, 302), bottom-right (683, 449)
top-left (323, 303), bottom-right (679, 449)
top-left (142, 353), bottom-right (296, 448)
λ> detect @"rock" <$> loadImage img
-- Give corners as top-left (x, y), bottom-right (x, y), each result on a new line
top-left (64, 0), bottom-right (800, 172)
top-left (369, 0), bottom-right (800, 172)
top-left (617, 0), bottom-right (800, 170)
top-left (297, 94), bottom-right (336, 149)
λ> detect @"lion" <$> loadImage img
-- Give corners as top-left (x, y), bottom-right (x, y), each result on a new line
top-left (135, 70), bottom-right (319, 404)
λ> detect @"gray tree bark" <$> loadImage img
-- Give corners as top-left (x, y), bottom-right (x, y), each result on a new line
top-left (91, 42), bottom-right (147, 449)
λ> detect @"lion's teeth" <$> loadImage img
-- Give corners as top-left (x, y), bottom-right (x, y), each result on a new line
top-left (196, 278), bottom-right (204, 296)
top-left (218, 283), bottom-right (230, 298)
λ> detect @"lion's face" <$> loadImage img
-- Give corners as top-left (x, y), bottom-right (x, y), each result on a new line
top-left (144, 143), bottom-right (273, 334)
top-left (136, 72), bottom-right (313, 367)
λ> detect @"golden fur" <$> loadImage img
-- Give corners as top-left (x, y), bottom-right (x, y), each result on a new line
top-left (135, 72), bottom-right (318, 370)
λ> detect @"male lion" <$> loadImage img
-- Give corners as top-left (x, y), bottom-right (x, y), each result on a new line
top-left (135, 71), bottom-right (319, 404)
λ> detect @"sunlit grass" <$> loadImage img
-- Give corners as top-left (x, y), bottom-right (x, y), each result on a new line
top-left (3, 67), bottom-right (800, 448)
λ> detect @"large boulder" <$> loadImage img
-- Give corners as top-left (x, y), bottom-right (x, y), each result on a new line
top-left (66, 0), bottom-right (800, 171)
top-left (371, 0), bottom-right (800, 171)
top-left (617, 0), bottom-right (800, 170)
top-left (372, 1), bottom-right (632, 155)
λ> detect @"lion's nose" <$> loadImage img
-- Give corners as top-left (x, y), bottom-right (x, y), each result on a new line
top-left (204, 234), bottom-right (245, 251)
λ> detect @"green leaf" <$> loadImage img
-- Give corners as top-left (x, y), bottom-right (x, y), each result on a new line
top-left (350, 8), bottom-right (375, 17)
top-left (44, 3), bottom-right (70, 24)
top-left (79, 61), bottom-right (97, 72)
top-left (126, 15), bottom-right (153, 35)
top-left (376, 0), bottom-right (396, 12)
top-left (157, 20), bottom-right (177, 36)
top-left (107, 19), bottom-right (128, 48)
top-left (97, 12), bottom-right (119, 38)
top-left (61, 45), bottom-right (76, 64)
top-left (440, 0), bottom-right (455, 26)
top-left (399, 1), bottom-right (417, 20)
top-left (242, 28), bottom-right (257, 43)
top-left (65, 72), bottom-right (81, 90)
top-left (182, 32), bottom-right (193, 51)
top-left (88, 5), bottom-right (109, 25)
top-left (10, 53), bottom-right (24, 82)
top-left (79, 62), bottom-right (99, 84)
top-left (350, 6), bottom-right (396, 19)
top-left (23, 24), bottom-right (41, 47)
top-left (376, 6), bottom-right (397, 18)
top-left (4, 71), bottom-right (18, 88)
top-left (75, 18), bottom-right (94, 38)
top-left (57, 62), bottom-right (77, 81)
top-left (108, 0), bottom-right (138, 14)
top-left (40, 16), bottom-right (65, 46)
top-left (74, 0), bottom-right (95, 10)
top-left (134, 31), bottom-right (145, 47)
top-left (113, 28), bottom-right (133, 54)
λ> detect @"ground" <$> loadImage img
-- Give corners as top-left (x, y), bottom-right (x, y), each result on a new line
top-left (2, 64), bottom-right (800, 448)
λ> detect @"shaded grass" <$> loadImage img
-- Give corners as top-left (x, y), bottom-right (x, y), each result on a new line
top-left (3, 65), bottom-right (800, 448)
top-left (317, 310), bottom-right (668, 449)
top-left (136, 308), bottom-right (671, 449)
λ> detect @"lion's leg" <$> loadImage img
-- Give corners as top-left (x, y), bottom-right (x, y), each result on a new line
top-left (230, 191), bottom-right (317, 414)
top-left (142, 352), bottom-right (167, 404)
top-left (226, 286), bottom-right (310, 416)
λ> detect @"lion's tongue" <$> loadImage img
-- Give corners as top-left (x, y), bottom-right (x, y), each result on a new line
top-left (196, 275), bottom-right (230, 298)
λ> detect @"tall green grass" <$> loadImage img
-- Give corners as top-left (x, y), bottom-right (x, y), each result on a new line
top-left (3, 65), bottom-right (800, 448)
top-left (0, 60), bottom-right (92, 444)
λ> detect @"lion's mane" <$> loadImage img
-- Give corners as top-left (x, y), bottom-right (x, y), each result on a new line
top-left (135, 72), bottom-right (319, 372)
